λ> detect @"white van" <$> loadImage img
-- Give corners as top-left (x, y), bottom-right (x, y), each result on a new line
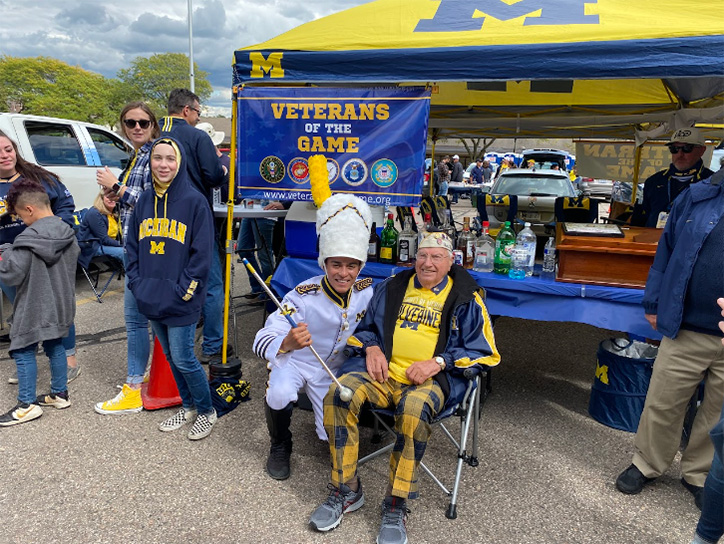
top-left (0, 113), bottom-right (133, 210)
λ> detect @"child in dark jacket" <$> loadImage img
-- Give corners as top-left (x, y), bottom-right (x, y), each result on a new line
top-left (0, 179), bottom-right (80, 426)
top-left (77, 191), bottom-right (124, 267)
top-left (126, 137), bottom-right (217, 440)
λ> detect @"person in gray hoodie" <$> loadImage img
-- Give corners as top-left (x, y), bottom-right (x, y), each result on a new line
top-left (0, 179), bottom-right (80, 427)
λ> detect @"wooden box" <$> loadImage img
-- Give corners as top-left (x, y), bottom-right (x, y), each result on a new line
top-left (556, 224), bottom-right (662, 289)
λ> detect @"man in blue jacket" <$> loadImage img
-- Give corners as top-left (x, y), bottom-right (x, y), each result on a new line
top-left (616, 168), bottom-right (724, 509)
top-left (160, 89), bottom-right (228, 363)
top-left (309, 232), bottom-right (500, 544)
top-left (631, 128), bottom-right (714, 228)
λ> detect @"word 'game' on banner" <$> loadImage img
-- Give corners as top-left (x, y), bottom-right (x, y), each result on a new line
top-left (236, 87), bottom-right (431, 207)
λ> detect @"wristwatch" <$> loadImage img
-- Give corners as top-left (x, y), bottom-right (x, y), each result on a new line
top-left (434, 356), bottom-right (446, 371)
top-left (111, 183), bottom-right (122, 195)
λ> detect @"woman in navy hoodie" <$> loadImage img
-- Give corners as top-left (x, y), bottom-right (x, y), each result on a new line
top-left (126, 137), bottom-right (216, 440)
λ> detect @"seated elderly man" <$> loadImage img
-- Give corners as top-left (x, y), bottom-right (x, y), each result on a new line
top-left (309, 232), bottom-right (500, 544)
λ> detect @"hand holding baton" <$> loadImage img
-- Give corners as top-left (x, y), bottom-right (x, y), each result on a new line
top-left (241, 258), bottom-right (354, 402)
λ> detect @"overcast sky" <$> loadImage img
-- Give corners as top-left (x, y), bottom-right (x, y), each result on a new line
top-left (0, 0), bottom-right (369, 116)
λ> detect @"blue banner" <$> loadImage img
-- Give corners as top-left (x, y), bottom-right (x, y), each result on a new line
top-left (236, 87), bottom-right (431, 207)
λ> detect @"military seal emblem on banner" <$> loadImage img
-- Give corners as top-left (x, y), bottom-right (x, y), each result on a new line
top-left (371, 158), bottom-right (398, 188)
top-left (342, 158), bottom-right (368, 186)
top-left (326, 158), bottom-right (340, 184)
top-left (260, 156), bottom-right (285, 184)
top-left (288, 157), bottom-right (310, 184)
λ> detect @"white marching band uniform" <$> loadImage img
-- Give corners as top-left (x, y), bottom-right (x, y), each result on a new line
top-left (253, 274), bottom-right (374, 440)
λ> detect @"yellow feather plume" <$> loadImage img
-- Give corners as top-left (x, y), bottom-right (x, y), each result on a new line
top-left (309, 154), bottom-right (331, 208)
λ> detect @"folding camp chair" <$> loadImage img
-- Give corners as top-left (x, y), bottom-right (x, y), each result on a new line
top-left (79, 249), bottom-right (125, 303)
top-left (358, 366), bottom-right (492, 519)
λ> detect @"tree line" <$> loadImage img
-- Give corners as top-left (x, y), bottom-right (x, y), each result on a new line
top-left (0, 53), bottom-right (213, 127)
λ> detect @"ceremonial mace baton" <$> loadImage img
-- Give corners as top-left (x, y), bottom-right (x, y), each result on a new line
top-left (241, 258), bottom-right (354, 402)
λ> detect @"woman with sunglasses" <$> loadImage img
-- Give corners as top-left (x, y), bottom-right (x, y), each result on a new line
top-left (0, 130), bottom-right (79, 383)
top-left (95, 101), bottom-right (161, 415)
top-left (631, 127), bottom-right (714, 228)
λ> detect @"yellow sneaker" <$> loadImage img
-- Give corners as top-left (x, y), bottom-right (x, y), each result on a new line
top-left (94, 384), bottom-right (143, 415)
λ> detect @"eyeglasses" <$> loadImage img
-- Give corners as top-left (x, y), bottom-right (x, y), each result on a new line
top-left (123, 119), bottom-right (151, 129)
top-left (667, 144), bottom-right (696, 154)
top-left (187, 105), bottom-right (201, 115)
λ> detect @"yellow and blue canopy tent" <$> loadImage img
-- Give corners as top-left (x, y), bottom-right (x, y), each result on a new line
top-left (233, 0), bottom-right (724, 140)
top-left (221, 0), bottom-right (724, 356)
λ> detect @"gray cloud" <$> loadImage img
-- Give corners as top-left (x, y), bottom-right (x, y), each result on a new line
top-left (0, 0), bottom-right (372, 114)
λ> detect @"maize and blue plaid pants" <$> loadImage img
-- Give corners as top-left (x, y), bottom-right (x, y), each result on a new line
top-left (323, 371), bottom-right (444, 499)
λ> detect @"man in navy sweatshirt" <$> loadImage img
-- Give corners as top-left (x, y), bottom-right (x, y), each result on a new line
top-left (160, 89), bottom-right (228, 363)
top-left (616, 168), bottom-right (724, 510)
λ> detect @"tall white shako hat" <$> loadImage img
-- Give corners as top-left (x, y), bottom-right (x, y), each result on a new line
top-left (309, 155), bottom-right (372, 270)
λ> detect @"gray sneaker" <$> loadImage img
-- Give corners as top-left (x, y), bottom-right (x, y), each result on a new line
top-left (159, 408), bottom-right (198, 432)
top-left (187, 410), bottom-right (217, 440)
top-left (67, 365), bottom-right (81, 384)
top-left (8, 368), bottom-right (18, 385)
top-left (309, 481), bottom-right (365, 532)
top-left (377, 496), bottom-right (409, 544)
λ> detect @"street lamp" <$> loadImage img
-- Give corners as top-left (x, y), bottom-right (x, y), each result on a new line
top-left (188, 0), bottom-right (195, 93)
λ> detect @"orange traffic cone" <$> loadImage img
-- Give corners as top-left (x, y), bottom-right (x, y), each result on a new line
top-left (141, 337), bottom-right (182, 410)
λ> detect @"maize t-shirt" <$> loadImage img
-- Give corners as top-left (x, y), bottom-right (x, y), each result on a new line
top-left (389, 275), bottom-right (452, 385)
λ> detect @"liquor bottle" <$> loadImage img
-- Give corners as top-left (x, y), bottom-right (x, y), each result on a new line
top-left (367, 221), bottom-right (379, 262)
top-left (398, 217), bottom-right (417, 266)
top-left (508, 245), bottom-right (527, 279)
top-left (516, 222), bottom-right (537, 277)
top-left (541, 237), bottom-right (557, 280)
top-left (379, 213), bottom-right (398, 264)
top-left (473, 221), bottom-right (495, 273)
top-left (456, 216), bottom-right (475, 269)
top-left (418, 213), bottom-right (433, 246)
top-left (493, 221), bottom-right (516, 275)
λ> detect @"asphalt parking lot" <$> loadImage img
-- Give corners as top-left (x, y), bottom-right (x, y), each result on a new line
top-left (0, 205), bottom-right (700, 544)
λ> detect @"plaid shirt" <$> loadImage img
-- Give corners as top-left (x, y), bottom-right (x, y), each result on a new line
top-left (118, 141), bottom-right (153, 244)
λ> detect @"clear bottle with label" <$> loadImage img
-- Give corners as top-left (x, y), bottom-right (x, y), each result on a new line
top-left (398, 217), bottom-right (417, 266)
top-left (493, 221), bottom-right (516, 275)
top-left (473, 221), bottom-right (495, 273)
top-left (508, 245), bottom-right (527, 279)
top-left (456, 216), bottom-right (475, 269)
top-left (418, 213), bottom-right (433, 247)
top-left (379, 213), bottom-right (398, 264)
top-left (541, 236), bottom-right (557, 280)
top-left (367, 221), bottom-right (379, 262)
top-left (516, 222), bottom-right (537, 277)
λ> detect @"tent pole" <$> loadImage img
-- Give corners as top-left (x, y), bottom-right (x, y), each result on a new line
top-left (430, 136), bottom-right (436, 198)
top-left (221, 87), bottom-right (239, 365)
top-left (631, 144), bottom-right (643, 203)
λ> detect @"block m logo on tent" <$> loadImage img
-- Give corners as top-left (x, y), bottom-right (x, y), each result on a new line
top-left (415, 0), bottom-right (599, 32)
top-left (249, 52), bottom-right (285, 79)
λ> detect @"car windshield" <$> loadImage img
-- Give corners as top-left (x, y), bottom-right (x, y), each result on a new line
top-left (495, 174), bottom-right (574, 197)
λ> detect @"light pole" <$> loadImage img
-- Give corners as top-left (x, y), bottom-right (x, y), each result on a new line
top-left (188, 0), bottom-right (195, 92)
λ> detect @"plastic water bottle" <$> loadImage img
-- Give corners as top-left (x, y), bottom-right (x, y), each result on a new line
top-left (516, 222), bottom-right (537, 277)
top-left (541, 237), bottom-right (556, 281)
top-left (508, 245), bottom-right (527, 279)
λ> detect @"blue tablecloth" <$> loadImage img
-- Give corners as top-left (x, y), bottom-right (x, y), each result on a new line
top-left (271, 257), bottom-right (660, 339)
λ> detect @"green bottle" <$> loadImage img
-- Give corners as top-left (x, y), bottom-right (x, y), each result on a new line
top-left (379, 213), bottom-right (399, 264)
top-left (493, 221), bottom-right (516, 275)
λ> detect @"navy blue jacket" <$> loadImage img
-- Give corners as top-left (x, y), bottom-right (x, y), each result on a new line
top-left (159, 117), bottom-right (226, 205)
top-left (345, 266), bottom-right (500, 411)
top-left (471, 165), bottom-right (484, 183)
top-left (0, 174), bottom-right (75, 245)
top-left (632, 160), bottom-right (714, 227)
top-left (642, 173), bottom-right (724, 338)
top-left (126, 137), bottom-right (214, 327)
top-left (77, 207), bottom-right (121, 268)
